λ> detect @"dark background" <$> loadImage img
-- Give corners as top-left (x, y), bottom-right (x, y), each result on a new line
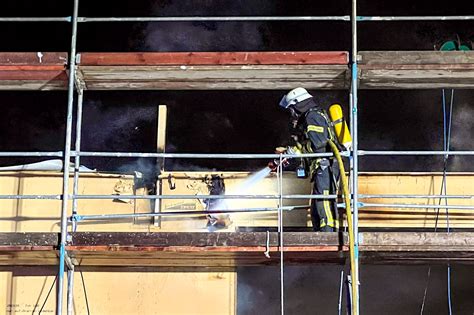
top-left (1, 1), bottom-right (473, 314)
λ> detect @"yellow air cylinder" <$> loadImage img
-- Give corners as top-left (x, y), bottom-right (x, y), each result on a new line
top-left (328, 103), bottom-right (352, 149)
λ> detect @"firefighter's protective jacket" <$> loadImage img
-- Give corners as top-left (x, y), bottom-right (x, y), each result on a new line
top-left (304, 108), bottom-right (335, 153)
top-left (290, 103), bottom-right (337, 177)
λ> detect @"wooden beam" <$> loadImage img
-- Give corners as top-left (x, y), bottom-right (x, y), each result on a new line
top-left (76, 51), bottom-right (349, 90)
top-left (154, 105), bottom-right (168, 227)
top-left (0, 232), bottom-right (473, 266)
top-left (359, 51), bottom-right (474, 89)
top-left (0, 53), bottom-right (68, 90)
top-left (156, 104), bottom-right (167, 171)
top-left (0, 52), bottom-right (67, 66)
top-left (2, 51), bottom-right (474, 90)
top-left (360, 232), bottom-right (474, 250)
top-left (78, 52), bottom-right (349, 66)
top-left (359, 51), bottom-right (474, 65)
top-left (0, 233), bottom-right (58, 246)
top-left (70, 232), bottom-right (345, 247)
top-left (77, 65), bottom-right (348, 90)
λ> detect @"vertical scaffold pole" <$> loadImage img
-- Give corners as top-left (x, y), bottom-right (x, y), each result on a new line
top-left (58, 0), bottom-right (80, 314)
top-left (67, 88), bottom-right (83, 315)
top-left (71, 89), bottom-right (84, 231)
top-left (67, 266), bottom-right (75, 315)
top-left (72, 89), bottom-right (84, 231)
top-left (278, 154), bottom-right (285, 315)
top-left (350, 0), bottom-right (360, 314)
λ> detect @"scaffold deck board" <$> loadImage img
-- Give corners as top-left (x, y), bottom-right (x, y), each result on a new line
top-left (358, 51), bottom-right (474, 89)
top-left (0, 52), bottom-right (68, 90)
top-left (0, 232), bottom-right (473, 267)
top-left (78, 51), bottom-right (349, 66)
top-left (3, 51), bottom-right (474, 90)
top-left (76, 51), bottom-right (349, 90)
top-left (77, 65), bottom-right (349, 90)
top-left (359, 51), bottom-right (474, 65)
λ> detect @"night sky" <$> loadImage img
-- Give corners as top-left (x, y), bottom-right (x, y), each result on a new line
top-left (1, 1), bottom-right (474, 314)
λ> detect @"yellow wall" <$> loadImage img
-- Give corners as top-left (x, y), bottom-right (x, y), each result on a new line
top-left (0, 171), bottom-right (236, 315)
top-left (358, 172), bottom-right (474, 228)
top-left (0, 269), bottom-right (235, 315)
top-left (1, 170), bottom-right (473, 231)
top-left (0, 171), bottom-right (151, 232)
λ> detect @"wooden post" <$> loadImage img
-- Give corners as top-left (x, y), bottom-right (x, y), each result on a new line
top-left (154, 105), bottom-right (167, 227)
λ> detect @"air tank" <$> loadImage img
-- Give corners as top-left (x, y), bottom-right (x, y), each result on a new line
top-left (328, 103), bottom-right (352, 150)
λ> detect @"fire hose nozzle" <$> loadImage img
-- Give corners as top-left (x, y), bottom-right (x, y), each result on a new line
top-left (268, 158), bottom-right (290, 171)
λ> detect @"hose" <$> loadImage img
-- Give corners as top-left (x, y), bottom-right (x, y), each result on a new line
top-left (328, 139), bottom-right (357, 314)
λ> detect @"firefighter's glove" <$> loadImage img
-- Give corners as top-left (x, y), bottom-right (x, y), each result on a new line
top-left (274, 147), bottom-right (287, 154)
top-left (268, 160), bottom-right (278, 171)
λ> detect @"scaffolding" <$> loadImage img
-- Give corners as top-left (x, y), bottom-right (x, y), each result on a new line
top-left (1, 1), bottom-right (474, 314)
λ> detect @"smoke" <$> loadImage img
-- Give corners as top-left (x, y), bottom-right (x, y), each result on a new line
top-left (78, 99), bottom-right (158, 175)
top-left (135, 0), bottom-right (274, 51)
top-left (238, 265), bottom-right (474, 314)
top-left (359, 90), bottom-right (474, 172)
top-left (449, 101), bottom-right (474, 171)
top-left (82, 99), bottom-right (156, 150)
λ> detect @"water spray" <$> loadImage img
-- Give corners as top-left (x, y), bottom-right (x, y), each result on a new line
top-left (207, 166), bottom-right (274, 230)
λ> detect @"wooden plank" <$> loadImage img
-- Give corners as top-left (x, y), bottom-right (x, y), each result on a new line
top-left (0, 68), bottom-right (68, 90)
top-left (359, 68), bottom-right (474, 89)
top-left (0, 232), bottom-right (474, 266)
top-left (0, 81), bottom-right (67, 90)
top-left (82, 80), bottom-right (346, 90)
top-left (71, 232), bottom-right (346, 247)
top-left (0, 233), bottom-right (58, 246)
top-left (156, 105), bottom-right (167, 167)
top-left (0, 52), bottom-right (67, 66)
top-left (68, 249), bottom-right (339, 268)
top-left (361, 232), bottom-right (474, 264)
top-left (0, 65), bottom-right (66, 71)
top-left (362, 252), bottom-right (474, 265)
top-left (360, 232), bottom-right (474, 249)
top-left (0, 249), bottom-right (58, 266)
top-left (68, 245), bottom-right (345, 253)
top-left (68, 250), bottom-right (346, 267)
top-left (359, 51), bottom-right (474, 65)
top-left (0, 70), bottom-right (68, 80)
top-left (78, 52), bottom-right (349, 66)
top-left (154, 105), bottom-right (167, 227)
top-left (78, 65), bottom-right (348, 90)
top-left (3, 51), bottom-right (474, 90)
top-left (358, 51), bottom-right (474, 89)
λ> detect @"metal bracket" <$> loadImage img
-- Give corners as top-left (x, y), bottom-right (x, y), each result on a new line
top-left (264, 230), bottom-right (271, 258)
top-left (64, 252), bottom-right (75, 270)
top-left (74, 70), bottom-right (86, 91)
top-left (75, 53), bottom-right (81, 65)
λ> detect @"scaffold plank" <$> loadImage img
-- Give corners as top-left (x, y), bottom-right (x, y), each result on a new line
top-left (0, 232), bottom-right (473, 267)
top-left (78, 51), bottom-right (349, 66)
top-left (77, 64), bottom-right (349, 90)
top-left (359, 51), bottom-right (474, 65)
top-left (0, 52), bottom-right (68, 90)
top-left (359, 51), bottom-right (474, 89)
top-left (70, 231), bottom-right (346, 247)
top-left (0, 52), bottom-right (67, 66)
top-left (2, 51), bottom-right (474, 89)
top-left (0, 233), bottom-right (57, 246)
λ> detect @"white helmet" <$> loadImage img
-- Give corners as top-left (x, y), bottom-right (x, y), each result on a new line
top-left (279, 87), bottom-right (313, 109)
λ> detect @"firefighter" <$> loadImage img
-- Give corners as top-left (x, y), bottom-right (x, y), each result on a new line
top-left (278, 87), bottom-right (340, 232)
